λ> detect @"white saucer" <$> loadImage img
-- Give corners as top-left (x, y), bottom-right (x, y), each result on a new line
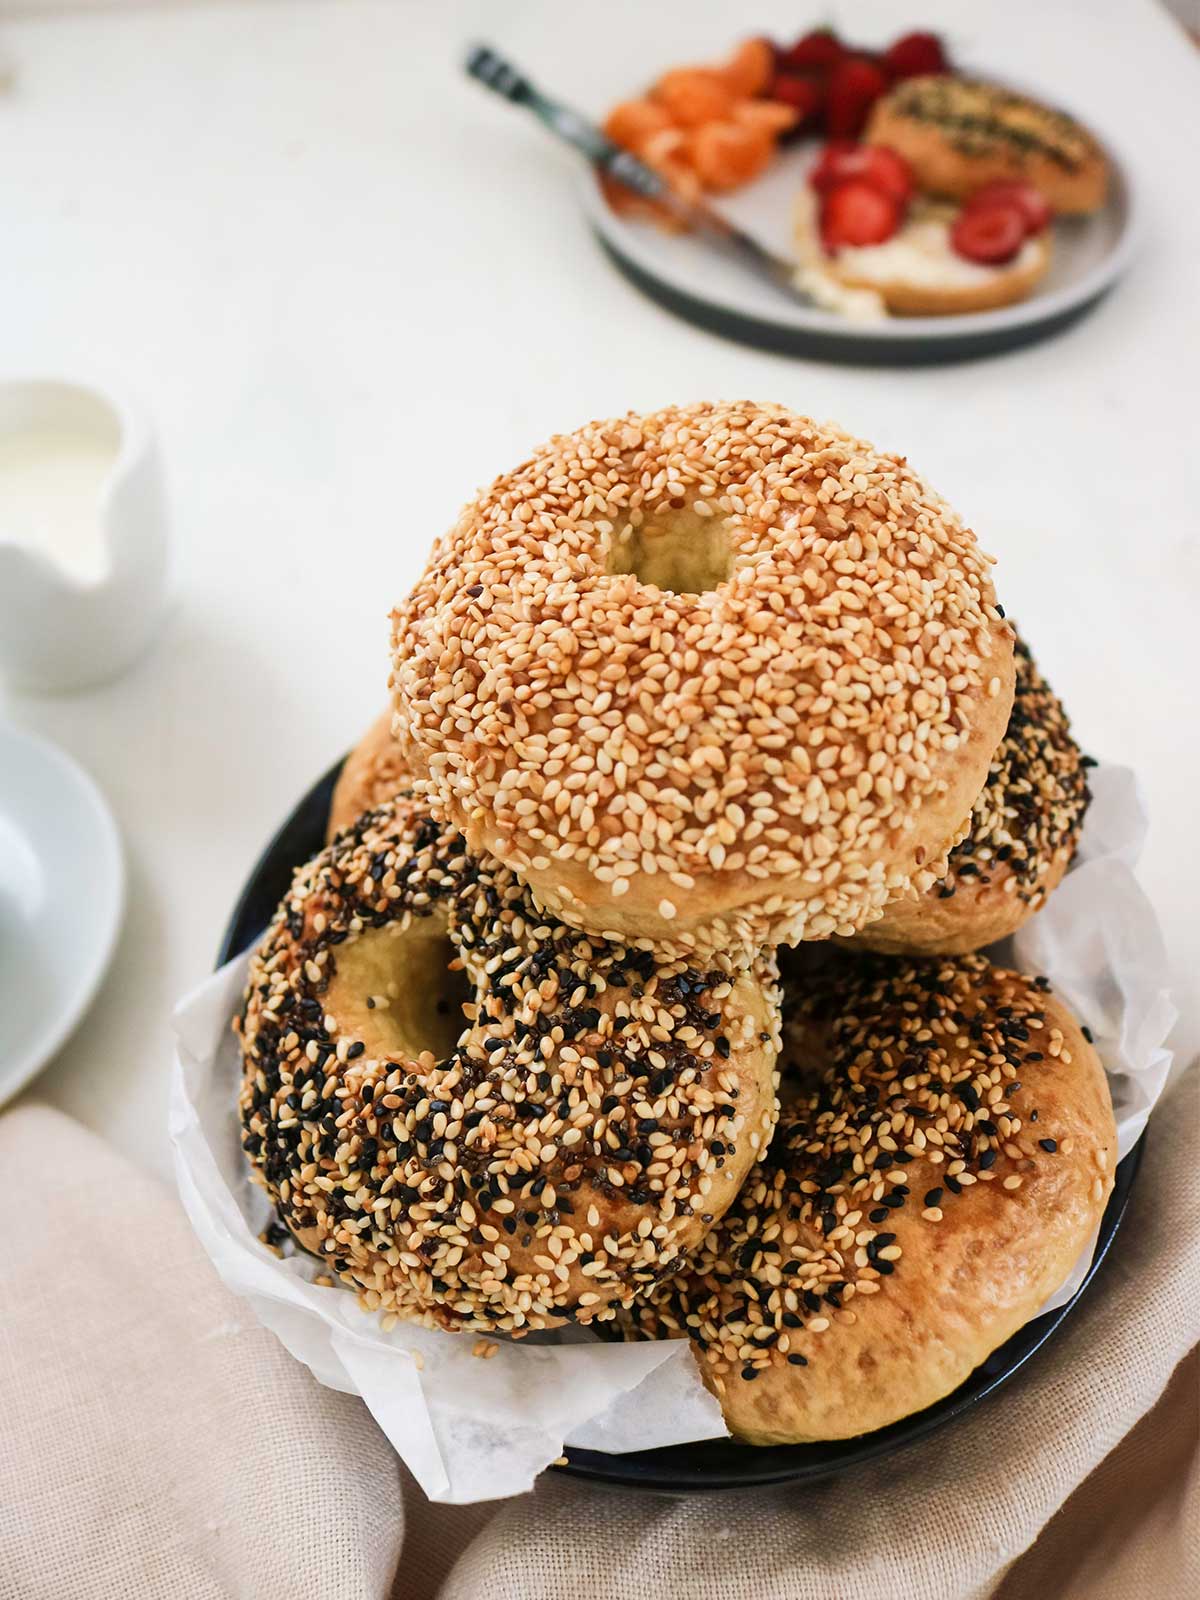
top-left (579, 82), bottom-right (1140, 362)
top-left (0, 722), bottom-right (124, 1106)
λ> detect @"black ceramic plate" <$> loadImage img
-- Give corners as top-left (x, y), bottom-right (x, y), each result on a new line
top-left (219, 758), bottom-right (1142, 1494)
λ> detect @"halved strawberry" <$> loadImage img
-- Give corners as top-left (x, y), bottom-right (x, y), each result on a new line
top-left (826, 56), bottom-right (890, 138)
top-left (768, 72), bottom-right (825, 126)
top-left (780, 29), bottom-right (845, 73)
top-left (964, 180), bottom-right (1053, 233)
top-left (951, 202), bottom-right (1028, 264)
top-left (882, 32), bottom-right (948, 81)
top-left (808, 140), bottom-right (857, 190)
top-left (820, 179), bottom-right (902, 252)
top-left (809, 141), bottom-right (914, 204)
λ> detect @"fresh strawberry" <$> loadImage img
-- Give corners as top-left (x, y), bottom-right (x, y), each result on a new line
top-left (950, 202), bottom-right (1027, 264)
top-left (882, 31), bottom-right (948, 81)
top-left (964, 180), bottom-right (1053, 233)
top-left (780, 28), bottom-right (845, 73)
top-left (820, 179), bottom-right (902, 251)
top-left (808, 139), bottom-right (858, 190)
top-left (825, 56), bottom-right (890, 138)
top-left (769, 72), bottom-right (825, 126)
top-left (809, 141), bottom-right (914, 204)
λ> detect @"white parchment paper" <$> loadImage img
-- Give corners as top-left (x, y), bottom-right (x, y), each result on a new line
top-left (168, 763), bottom-right (1175, 1502)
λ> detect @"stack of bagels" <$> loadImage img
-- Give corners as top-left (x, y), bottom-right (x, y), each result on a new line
top-left (238, 402), bottom-right (1114, 1445)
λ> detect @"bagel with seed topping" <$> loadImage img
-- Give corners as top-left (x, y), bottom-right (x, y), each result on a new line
top-left (867, 77), bottom-right (1109, 215)
top-left (327, 710), bottom-right (408, 841)
top-left (853, 630), bottom-right (1093, 954)
top-left (237, 796), bottom-right (780, 1334)
top-left (618, 950), bottom-right (1116, 1444)
top-left (389, 402), bottom-right (1016, 959)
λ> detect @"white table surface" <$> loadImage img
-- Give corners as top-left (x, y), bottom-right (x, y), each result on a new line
top-left (2, 0), bottom-right (1197, 1178)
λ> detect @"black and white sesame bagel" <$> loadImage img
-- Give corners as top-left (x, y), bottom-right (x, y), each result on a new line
top-left (867, 77), bottom-right (1109, 215)
top-left (617, 950), bottom-right (1115, 1445)
top-left (237, 795), bottom-right (781, 1334)
top-left (327, 710), bottom-right (408, 841)
top-left (389, 402), bottom-right (1016, 958)
top-left (852, 631), bottom-right (1093, 955)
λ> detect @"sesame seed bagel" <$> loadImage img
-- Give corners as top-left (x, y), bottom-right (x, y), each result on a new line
top-left (327, 710), bottom-right (409, 841)
top-left (832, 229), bottom-right (1052, 318)
top-left (867, 77), bottom-right (1109, 215)
top-left (618, 951), bottom-right (1115, 1444)
top-left (852, 631), bottom-right (1093, 954)
top-left (390, 402), bottom-right (1016, 958)
top-left (794, 189), bottom-right (1053, 320)
top-left (237, 796), bottom-right (781, 1334)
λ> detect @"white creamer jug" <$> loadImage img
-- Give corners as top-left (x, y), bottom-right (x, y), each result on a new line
top-left (0, 379), bottom-right (168, 692)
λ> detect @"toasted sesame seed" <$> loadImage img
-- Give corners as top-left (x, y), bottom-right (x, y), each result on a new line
top-left (860, 631), bottom-right (1092, 948)
top-left (390, 403), bottom-right (1009, 959)
top-left (616, 952), bottom-right (1106, 1397)
top-left (237, 794), bottom-right (782, 1337)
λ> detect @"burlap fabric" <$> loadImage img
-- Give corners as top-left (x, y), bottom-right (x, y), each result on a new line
top-left (1, 1069), bottom-right (1195, 1599)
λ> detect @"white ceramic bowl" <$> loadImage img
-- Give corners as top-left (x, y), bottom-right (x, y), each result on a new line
top-left (0, 722), bottom-right (124, 1106)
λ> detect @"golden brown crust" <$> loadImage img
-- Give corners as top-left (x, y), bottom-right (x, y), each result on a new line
top-left (854, 848), bottom-right (1075, 956)
top-left (618, 953), bottom-right (1115, 1444)
top-left (327, 711), bottom-right (409, 841)
top-left (238, 797), bottom-right (780, 1335)
top-left (867, 77), bottom-right (1109, 215)
top-left (835, 232), bottom-right (1051, 317)
top-left (391, 402), bottom-right (1015, 958)
top-left (855, 632), bottom-right (1093, 955)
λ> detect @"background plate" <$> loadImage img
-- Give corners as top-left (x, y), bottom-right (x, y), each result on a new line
top-left (579, 96), bottom-right (1140, 364)
top-left (0, 722), bottom-right (125, 1108)
top-left (219, 760), bottom-right (1142, 1493)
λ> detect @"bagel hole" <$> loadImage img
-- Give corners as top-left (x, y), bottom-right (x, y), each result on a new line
top-left (605, 508), bottom-right (733, 595)
top-left (325, 919), bottom-right (472, 1064)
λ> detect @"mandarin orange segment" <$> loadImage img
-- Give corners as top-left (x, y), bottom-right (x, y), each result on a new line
top-left (653, 67), bottom-right (736, 128)
top-left (719, 37), bottom-right (776, 99)
top-left (600, 172), bottom-right (686, 229)
top-left (686, 120), bottom-right (774, 191)
top-left (734, 98), bottom-right (800, 136)
top-left (640, 125), bottom-right (688, 166)
top-left (603, 40), bottom-right (796, 215)
top-left (603, 97), bottom-right (675, 152)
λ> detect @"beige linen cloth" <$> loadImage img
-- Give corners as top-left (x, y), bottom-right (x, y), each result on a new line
top-left (1, 1069), bottom-right (1196, 1600)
